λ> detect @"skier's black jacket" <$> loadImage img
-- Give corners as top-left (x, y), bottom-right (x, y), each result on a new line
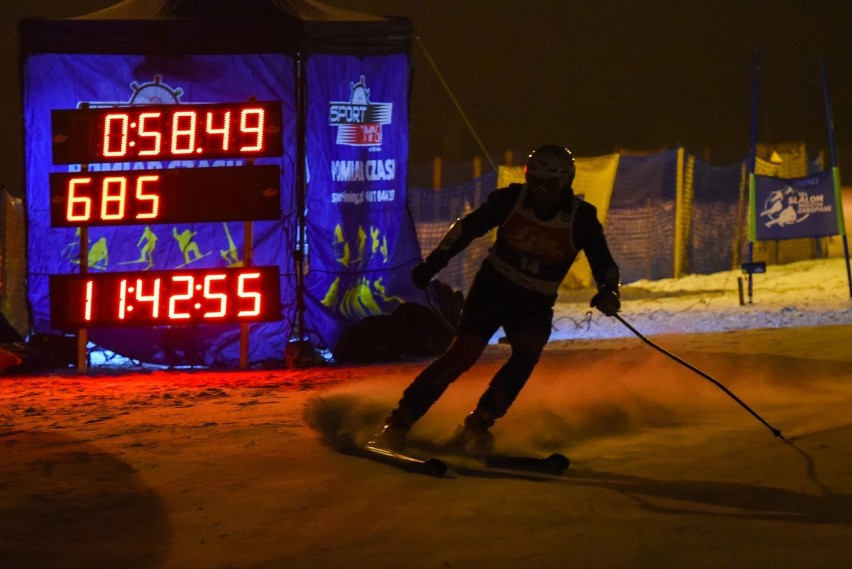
top-left (427, 183), bottom-right (620, 298)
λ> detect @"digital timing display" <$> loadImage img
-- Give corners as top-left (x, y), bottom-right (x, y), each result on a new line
top-left (49, 165), bottom-right (281, 227)
top-left (50, 266), bottom-right (282, 329)
top-left (51, 101), bottom-right (283, 164)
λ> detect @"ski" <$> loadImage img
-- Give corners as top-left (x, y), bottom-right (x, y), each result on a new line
top-left (342, 436), bottom-right (568, 477)
top-left (409, 439), bottom-right (570, 475)
top-left (362, 443), bottom-right (448, 477)
top-left (483, 452), bottom-right (570, 475)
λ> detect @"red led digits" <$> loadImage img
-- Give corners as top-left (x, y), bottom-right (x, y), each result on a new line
top-left (48, 100), bottom-right (285, 337)
top-left (135, 175), bottom-right (160, 219)
top-left (136, 278), bottom-right (162, 318)
top-left (171, 111), bottom-right (198, 155)
top-left (118, 279), bottom-right (128, 320)
top-left (104, 107), bottom-right (267, 158)
top-left (101, 177), bottom-right (127, 220)
top-left (168, 275), bottom-right (194, 320)
top-left (206, 111), bottom-right (231, 152)
top-left (119, 278), bottom-right (162, 319)
top-left (103, 113), bottom-right (129, 157)
top-left (66, 177), bottom-right (93, 221)
top-left (168, 272), bottom-right (263, 320)
top-left (137, 112), bottom-right (162, 156)
top-left (203, 274), bottom-right (228, 318)
top-left (107, 107), bottom-right (265, 158)
top-left (237, 271), bottom-right (262, 316)
top-left (50, 267), bottom-right (281, 329)
top-left (61, 174), bottom-right (162, 224)
top-left (52, 101), bottom-right (282, 164)
top-left (84, 280), bottom-right (94, 322)
top-left (50, 166), bottom-right (280, 227)
top-left (239, 108), bottom-right (265, 152)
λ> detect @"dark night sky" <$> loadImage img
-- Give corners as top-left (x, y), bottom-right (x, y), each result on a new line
top-left (2, 0), bottom-right (852, 194)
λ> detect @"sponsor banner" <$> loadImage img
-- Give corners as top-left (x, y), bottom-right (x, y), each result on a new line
top-left (23, 53), bottom-right (297, 365)
top-left (753, 171), bottom-right (839, 241)
top-left (304, 54), bottom-right (420, 352)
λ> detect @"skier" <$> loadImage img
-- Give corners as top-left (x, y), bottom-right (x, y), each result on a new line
top-left (369, 145), bottom-right (621, 454)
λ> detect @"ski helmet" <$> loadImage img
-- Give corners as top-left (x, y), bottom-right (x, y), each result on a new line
top-left (525, 145), bottom-right (576, 190)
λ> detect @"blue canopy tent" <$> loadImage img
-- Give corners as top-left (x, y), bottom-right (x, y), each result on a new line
top-left (20, 0), bottom-right (422, 367)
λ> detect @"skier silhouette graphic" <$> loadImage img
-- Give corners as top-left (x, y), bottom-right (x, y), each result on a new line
top-left (118, 226), bottom-right (158, 269)
top-left (173, 227), bottom-right (209, 267)
top-left (219, 223), bottom-right (243, 267)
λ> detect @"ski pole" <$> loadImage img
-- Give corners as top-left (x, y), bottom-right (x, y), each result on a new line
top-left (425, 286), bottom-right (458, 334)
top-left (612, 313), bottom-right (783, 439)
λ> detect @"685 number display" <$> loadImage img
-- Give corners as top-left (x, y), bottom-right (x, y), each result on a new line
top-left (49, 166), bottom-right (281, 227)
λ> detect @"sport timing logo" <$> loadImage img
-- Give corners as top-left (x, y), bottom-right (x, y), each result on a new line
top-left (328, 75), bottom-right (392, 147)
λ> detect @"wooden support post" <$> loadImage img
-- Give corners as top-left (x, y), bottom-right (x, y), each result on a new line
top-left (432, 156), bottom-right (442, 191)
top-left (240, 221), bottom-right (253, 369)
top-left (673, 147), bottom-right (688, 278)
top-left (77, 225), bottom-right (88, 372)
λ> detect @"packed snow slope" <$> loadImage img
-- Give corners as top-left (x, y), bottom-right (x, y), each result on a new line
top-left (0, 257), bottom-right (850, 569)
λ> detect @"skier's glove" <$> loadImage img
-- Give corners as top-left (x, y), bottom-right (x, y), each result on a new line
top-left (591, 286), bottom-right (620, 316)
top-left (411, 262), bottom-right (436, 289)
top-left (411, 251), bottom-right (449, 289)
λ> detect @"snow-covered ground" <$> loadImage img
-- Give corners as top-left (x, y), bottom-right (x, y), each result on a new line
top-left (1, 256), bottom-right (851, 569)
top-left (552, 256), bottom-right (852, 341)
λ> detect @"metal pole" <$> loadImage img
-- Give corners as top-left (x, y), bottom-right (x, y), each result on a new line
top-left (613, 313), bottom-right (783, 439)
top-left (240, 220), bottom-right (252, 369)
top-left (424, 286), bottom-right (456, 334)
top-left (820, 56), bottom-right (839, 168)
top-left (295, 51), bottom-right (308, 343)
top-left (747, 51), bottom-right (761, 304)
top-left (77, 225), bottom-right (88, 372)
top-left (820, 56), bottom-right (852, 298)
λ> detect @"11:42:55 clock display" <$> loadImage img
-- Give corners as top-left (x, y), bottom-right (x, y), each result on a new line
top-left (50, 266), bottom-right (282, 329)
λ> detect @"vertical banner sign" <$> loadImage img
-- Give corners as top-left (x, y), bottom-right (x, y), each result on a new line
top-left (304, 54), bottom-right (421, 351)
top-left (23, 53), bottom-right (297, 365)
top-left (751, 170), bottom-right (840, 241)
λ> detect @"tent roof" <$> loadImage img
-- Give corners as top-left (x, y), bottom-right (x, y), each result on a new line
top-left (20, 0), bottom-right (412, 55)
top-left (85, 0), bottom-right (383, 21)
